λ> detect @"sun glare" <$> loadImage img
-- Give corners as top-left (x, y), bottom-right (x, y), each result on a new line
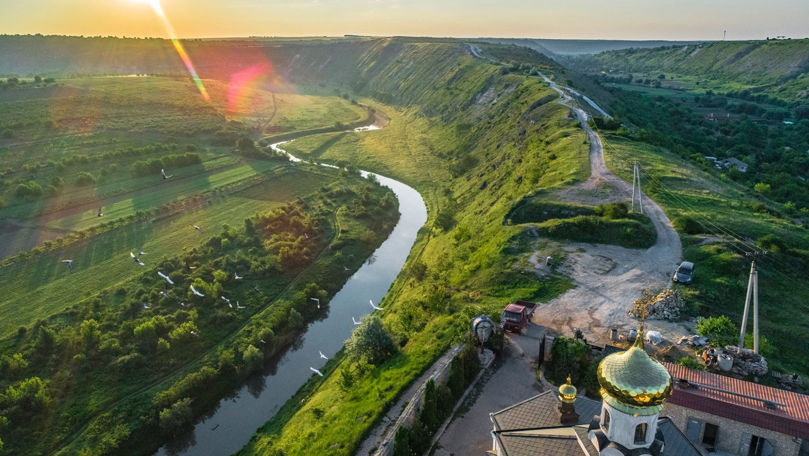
top-left (132, 0), bottom-right (210, 102)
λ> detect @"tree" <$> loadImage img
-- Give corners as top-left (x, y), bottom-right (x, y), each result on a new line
top-left (74, 171), bottom-right (96, 186)
top-left (242, 344), bottom-right (263, 373)
top-left (158, 398), bottom-right (193, 434)
top-left (345, 315), bottom-right (395, 365)
top-left (420, 380), bottom-right (440, 431)
top-left (697, 315), bottom-right (738, 348)
top-left (392, 426), bottom-right (410, 456)
top-left (133, 321), bottom-right (158, 353)
top-left (80, 319), bottom-right (101, 351)
top-left (754, 182), bottom-right (771, 193)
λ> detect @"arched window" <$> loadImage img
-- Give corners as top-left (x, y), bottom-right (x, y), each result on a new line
top-left (634, 423), bottom-right (648, 444)
top-left (602, 409), bottom-right (610, 432)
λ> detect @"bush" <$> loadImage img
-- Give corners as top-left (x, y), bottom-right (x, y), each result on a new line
top-left (678, 356), bottom-right (701, 369)
top-left (15, 181), bottom-right (43, 198)
top-left (74, 171), bottom-right (96, 187)
top-left (672, 216), bottom-right (703, 234)
top-left (697, 315), bottom-right (738, 348)
top-left (242, 345), bottom-right (263, 373)
top-left (159, 398), bottom-right (193, 434)
top-left (595, 202), bottom-right (629, 220)
top-left (345, 316), bottom-right (395, 365)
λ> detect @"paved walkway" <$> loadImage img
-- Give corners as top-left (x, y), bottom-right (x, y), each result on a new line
top-left (434, 326), bottom-right (547, 456)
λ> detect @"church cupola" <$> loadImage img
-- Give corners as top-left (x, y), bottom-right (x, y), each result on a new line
top-left (593, 324), bottom-right (672, 452)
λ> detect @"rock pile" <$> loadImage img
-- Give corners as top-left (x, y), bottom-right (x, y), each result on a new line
top-left (628, 289), bottom-right (685, 321)
top-left (678, 335), bottom-right (707, 347)
top-left (722, 345), bottom-right (769, 377)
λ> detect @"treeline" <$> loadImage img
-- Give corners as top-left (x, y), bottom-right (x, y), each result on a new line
top-left (0, 179), bottom-right (400, 455)
top-left (131, 153), bottom-right (201, 177)
top-left (604, 86), bottom-right (809, 209)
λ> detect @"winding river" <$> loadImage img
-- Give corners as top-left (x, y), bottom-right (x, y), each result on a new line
top-left (155, 123), bottom-right (427, 456)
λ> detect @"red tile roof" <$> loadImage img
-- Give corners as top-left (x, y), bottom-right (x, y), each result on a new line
top-left (664, 362), bottom-right (809, 439)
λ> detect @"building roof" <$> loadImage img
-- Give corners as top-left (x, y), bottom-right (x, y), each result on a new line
top-left (490, 392), bottom-right (701, 456)
top-left (664, 362), bottom-right (809, 439)
top-left (490, 391), bottom-right (601, 431)
top-left (597, 332), bottom-right (673, 415)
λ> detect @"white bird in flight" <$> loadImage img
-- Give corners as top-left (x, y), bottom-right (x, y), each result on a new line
top-left (369, 299), bottom-right (383, 311)
top-left (61, 259), bottom-right (73, 270)
top-left (221, 296), bottom-right (231, 305)
top-left (138, 249), bottom-right (147, 256)
top-left (352, 317), bottom-right (361, 325)
top-left (179, 302), bottom-right (186, 307)
top-left (234, 273), bottom-right (243, 280)
top-left (309, 367), bottom-right (324, 377)
top-left (192, 224), bottom-right (203, 233)
top-left (319, 351), bottom-right (328, 360)
top-left (143, 303), bottom-right (151, 309)
top-left (343, 266), bottom-right (350, 271)
top-left (190, 285), bottom-right (205, 297)
top-left (190, 330), bottom-right (199, 336)
top-left (130, 252), bottom-right (145, 266)
top-left (310, 297), bottom-right (320, 309)
top-left (161, 291), bottom-right (169, 299)
top-left (157, 271), bottom-right (174, 285)
top-left (236, 301), bottom-right (245, 309)
top-left (259, 338), bottom-right (267, 344)
top-left (161, 168), bottom-right (173, 179)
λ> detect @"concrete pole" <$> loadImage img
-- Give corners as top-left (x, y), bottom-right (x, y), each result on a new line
top-left (739, 260), bottom-right (755, 348)
top-left (753, 266), bottom-right (759, 354)
top-left (638, 164), bottom-right (643, 214)
top-left (631, 162), bottom-right (637, 213)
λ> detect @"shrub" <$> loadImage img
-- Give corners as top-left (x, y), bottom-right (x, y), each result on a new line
top-left (697, 315), bottom-right (738, 348)
top-left (595, 202), bottom-right (629, 220)
top-left (392, 426), bottom-right (410, 456)
top-left (158, 398), bottom-right (193, 434)
top-left (242, 345), bottom-right (263, 373)
top-left (672, 216), bottom-right (703, 234)
top-left (74, 171), bottom-right (96, 187)
top-left (345, 315), bottom-right (395, 365)
top-left (15, 181), bottom-right (43, 198)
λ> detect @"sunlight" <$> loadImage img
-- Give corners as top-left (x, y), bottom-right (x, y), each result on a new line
top-left (133, 0), bottom-right (210, 101)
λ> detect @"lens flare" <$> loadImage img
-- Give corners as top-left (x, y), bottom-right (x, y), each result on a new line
top-left (143, 0), bottom-right (210, 102)
top-left (227, 62), bottom-right (273, 114)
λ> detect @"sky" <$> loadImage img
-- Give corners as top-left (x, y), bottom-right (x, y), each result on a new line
top-left (3, 0), bottom-right (809, 41)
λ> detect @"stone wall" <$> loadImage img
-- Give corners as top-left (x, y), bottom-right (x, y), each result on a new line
top-left (663, 402), bottom-right (801, 456)
top-left (373, 344), bottom-right (463, 456)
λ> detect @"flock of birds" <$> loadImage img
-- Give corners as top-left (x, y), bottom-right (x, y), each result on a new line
top-left (58, 178), bottom-right (388, 380)
top-left (309, 298), bottom-right (384, 377)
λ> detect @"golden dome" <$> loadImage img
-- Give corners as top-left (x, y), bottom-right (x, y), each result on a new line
top-left (597, 331), bottom-right (672, 415)
top-left (558, 376), bottom-right (577, 403)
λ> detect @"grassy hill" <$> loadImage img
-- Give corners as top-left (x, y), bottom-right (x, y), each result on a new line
top-left (575, 39), bottom-right (809, 105)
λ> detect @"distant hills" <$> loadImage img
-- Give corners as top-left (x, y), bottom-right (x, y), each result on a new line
top-left (572, 39), bottom-right (809, 104)
top-left (479, 38), bottom-right (704, 58)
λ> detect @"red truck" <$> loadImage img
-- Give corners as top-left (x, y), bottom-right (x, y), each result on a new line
top-left (502, 300), bottom-right (537, 333)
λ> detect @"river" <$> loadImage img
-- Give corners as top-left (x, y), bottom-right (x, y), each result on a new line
top-left (155, 124), bottom-right (427, 456)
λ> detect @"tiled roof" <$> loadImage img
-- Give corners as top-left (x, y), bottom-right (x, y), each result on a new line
top-left (664, 362), bottom-right (809, 438)
top-left (495, 429), bottom-right (587, 456)
top-left (490, 391), bottom-right (601, 431)
top-left (491, 390), bottom-right (701, 456)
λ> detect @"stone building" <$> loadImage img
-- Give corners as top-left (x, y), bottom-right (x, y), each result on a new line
top-left (490, 327), bottom-right (702, 455)
top-left (663, 362), bottom-right (809, 456)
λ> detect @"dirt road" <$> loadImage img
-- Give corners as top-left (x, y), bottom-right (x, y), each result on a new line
top-left (532, 73), bottom-right (685, 345)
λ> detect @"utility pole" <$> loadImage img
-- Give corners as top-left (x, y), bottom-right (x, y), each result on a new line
top-left (738, 252), bottom-right (763, 352)
top-left (631, 161), bottom-right (643, 214)
top-left (723, 30), bottom-right (727, 41)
